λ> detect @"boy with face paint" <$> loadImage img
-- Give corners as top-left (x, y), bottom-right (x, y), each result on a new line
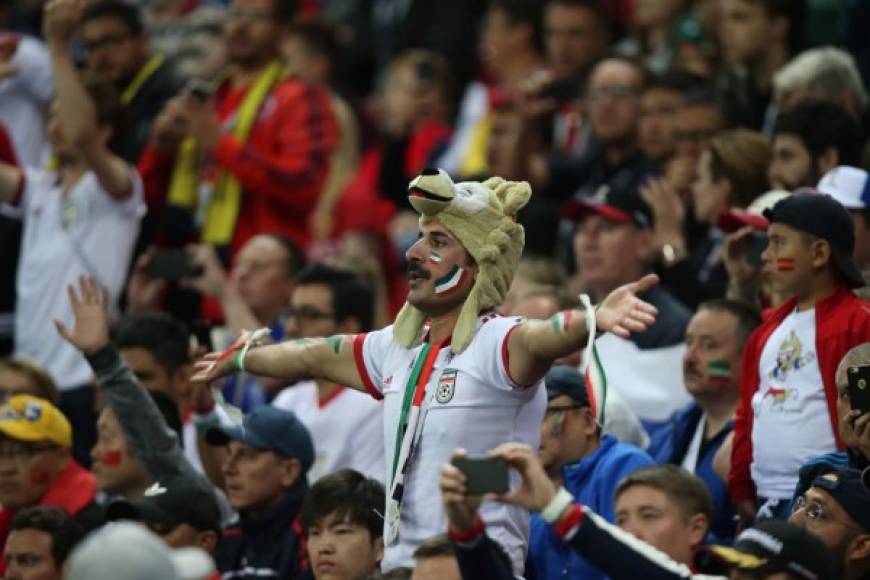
top-left (194, 168), bottom-right (661, 574)
top-left (0, 396), bottom-right (104, 575)
top-left (728, 193), bottom-right (870, 526)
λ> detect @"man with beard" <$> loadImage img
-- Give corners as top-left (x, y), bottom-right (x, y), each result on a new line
top-left (139, 0), bottom-right (337, 256)
top-left (193, 168), bottom-right (660, 575)
top-left (767, 100), bottom-right (861, 192)
top-left (79, 1), bottom-right (180, 163)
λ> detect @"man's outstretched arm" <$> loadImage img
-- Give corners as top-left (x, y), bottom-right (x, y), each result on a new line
top-left (506, 274), bottom-right (659, 386)
top-left (191, 333), bottom-right (368, 394)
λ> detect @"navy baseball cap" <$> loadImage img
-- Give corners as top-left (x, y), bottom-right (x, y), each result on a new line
top-left (706, 520), bottom-right (834, 580)
top-left (811, 469), bottom-right (870, 532)
top-left (545, 366), bottom-right (590, 407)
top-left (763, 192), bottom-right (864, 288)
top-left (206, 406), bottom-right (314, 472)
top-left (107, 477), bottom-right (222, 533)
top-left (562, 187), bottom-right (653, 229)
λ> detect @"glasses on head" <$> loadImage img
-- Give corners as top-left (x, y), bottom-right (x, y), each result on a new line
top-left (0, 442), bottom-right (57, 462)
top-left (792, 494), bottom-right (864, 531)
top-left (544, 404), bottom-right (584, 417)
top-left (283, 306), bottom-right (335, 323)
top-left (80, 34), bottom-right (128, 53)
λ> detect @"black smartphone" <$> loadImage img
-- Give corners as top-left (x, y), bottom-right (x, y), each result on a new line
top-left (542, 77), bottom-right (581, 104)
top-left (186, 78), bottom-right (214, 101)
top-left (146, 250), bottom-right (202, 281)
top-left (848, 365), bottom-right (870, 415)
top-left (746, 232), bottom-right (767, 268)
top-left (452, 456), bottom-right (510, 495)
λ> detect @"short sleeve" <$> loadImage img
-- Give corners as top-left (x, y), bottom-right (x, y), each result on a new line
top-left (90, 166), bottom-right (146, 219)
top-left (353, 325), bottom-right (396, 400)
top-left (468, 316), bottom-right (529, 391)
top-left (17, 166), bottom-right (52, 210)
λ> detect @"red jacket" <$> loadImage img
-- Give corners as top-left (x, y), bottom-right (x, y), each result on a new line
top-left (728, 287), bottom-right (870, 505)
top-left (138, 77), bottom-right (337, 256)
top-left (0, 459), bottom-right (99, 573)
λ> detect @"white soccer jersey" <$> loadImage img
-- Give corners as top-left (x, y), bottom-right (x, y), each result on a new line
top-left (353, 314), bottom-right (546, 575)
top-left (12, 167), bottom-right (145, 389)
top-left (272, 381), bottom-right (385, 483)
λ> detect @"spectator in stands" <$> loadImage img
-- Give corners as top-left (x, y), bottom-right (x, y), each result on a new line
top-left (0, 395), bottom-right (103, 569)
top-left (651, 299), bottom-right (761, 542)
top-left (544, 0), bottom-right (610, 83)
top-left (0, 357), bottom-right (58, 404)
top-left (205, 406), bottom-right (314, 579)
top-left (140, 0), bottom-right (337, 256)
top-left (272, 264), bottom-right (384, 483)
top-left (410, 535), bottom-right (463, 580)
top-left (79, 1), bottom-right (180, 163)
top-left (768, 101), bottom-right (862, 192)
top-left (645, 129), bottom-right (771, 309)
top-left (638, 71), bottom-right (702, 168)
top-left (793, 344), bottom-right (870, 499)
top-left (281, 19), bottom-right (360, 243)
top-left (535, 57), bottom-right (652, 201)
top-left (301, 469), bottom-right (386, 579)
top-left (107, 476), bottom-right (221, 553)
top-left (717, 0), bottom-right (806, 130)
top-left (773, 47), bottom-right (868, 120)
top-left (441, 445), bottom-right (715, 577)
top-left (564, 187), bottom-right (691, 436)
top-left (3, 506), bottom-right (83, 580)
top-left (729, 193), bottom-right (870, 524)
top-left (0, 0), bottom-right (145, 468)
top-left (816, 166), bottom-right (870, 276)
top-left (56, 277), bottom-right (220, 515)
top-left (666, 88), bottom-right (724, 196)
top-left (437, 0), bottom-right (543, 177)
top-left (790, 468), bottom-right (870, 580)
top-left (180, 235), bottom-right (304, 410)
top-left (528, 365), bottom-right (653, 579)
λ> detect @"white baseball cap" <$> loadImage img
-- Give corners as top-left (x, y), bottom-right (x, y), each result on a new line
top-left (816, 166), bottom-right (870, 210)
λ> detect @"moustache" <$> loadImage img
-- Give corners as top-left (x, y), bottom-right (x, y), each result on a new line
top-left (407, 261), bottom-right (431, 280)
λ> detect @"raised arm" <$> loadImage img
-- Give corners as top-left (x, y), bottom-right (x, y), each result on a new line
top-left (506, 274), bottom-right (660, 386)
top-left (43, 0), bottom-right (130, 197)
top-left (0, 162), bottom-right (23, 204)
top-left (192, 331), bottom-right (368, 394)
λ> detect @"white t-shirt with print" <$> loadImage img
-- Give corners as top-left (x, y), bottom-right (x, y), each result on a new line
top-left (12, 167), bottom-right (145, 390)
top-left (750, 307), bottom-right (837, 499)
top-left (354, 314), bottom-right (546, 575)
top-left (272, 380), bottom-right (385, 484)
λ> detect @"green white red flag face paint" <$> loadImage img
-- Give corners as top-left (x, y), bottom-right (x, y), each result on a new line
top-left (707, 360), bottom-right (732, 385)
top-left (428, 252), bottom-right (443, 265)
top-left (434, 265), bottom-right (471, 296)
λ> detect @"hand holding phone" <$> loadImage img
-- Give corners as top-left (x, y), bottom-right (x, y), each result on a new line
top-left (146, 250), bottom-right (203, 281)
top-left (451, 456), bottom-right (510, 495)
top-left (848, 365), bottom-right (870, 416)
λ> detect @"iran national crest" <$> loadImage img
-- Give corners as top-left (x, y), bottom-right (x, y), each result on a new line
top-left (436, 369), bottom-right (458, 403)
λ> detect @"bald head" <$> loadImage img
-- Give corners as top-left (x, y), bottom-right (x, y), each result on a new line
top-left (836, 343), bottom-right (870, 388)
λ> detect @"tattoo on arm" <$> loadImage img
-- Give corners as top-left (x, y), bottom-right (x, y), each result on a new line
top-left (289, 335), bottom-right (344, 355)
top-left (326, 335), bottom-right (343, 355)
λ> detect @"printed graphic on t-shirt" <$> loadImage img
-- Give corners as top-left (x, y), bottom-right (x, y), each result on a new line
top-left (757, 331), bottom-right (815, 415)
top-left (768, 331), bottom-right (816, 380)
top-left (436, 369), bottom-right (458, 404)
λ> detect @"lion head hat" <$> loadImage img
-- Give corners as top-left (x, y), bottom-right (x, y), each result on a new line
top-left (392, 168), bottom-right (532, 353)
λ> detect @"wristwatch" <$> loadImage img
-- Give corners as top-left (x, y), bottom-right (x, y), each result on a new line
top-left (661, 243), bottom-right (687, 267)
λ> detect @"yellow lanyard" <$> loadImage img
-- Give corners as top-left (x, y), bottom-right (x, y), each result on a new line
top-left (121, 55), bottom-right (164, 105)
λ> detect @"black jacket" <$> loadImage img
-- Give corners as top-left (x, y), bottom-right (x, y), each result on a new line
top-left (216, 484), bottom-right (311, 580)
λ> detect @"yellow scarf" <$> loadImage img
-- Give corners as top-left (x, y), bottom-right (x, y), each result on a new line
top-left (167, 60), bottom-right (285, 245)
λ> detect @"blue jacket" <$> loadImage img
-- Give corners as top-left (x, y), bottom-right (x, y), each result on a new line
top-left (527, 435), bottom-right (653, 580)
top-left (651, 402), bottom-right (736, 543)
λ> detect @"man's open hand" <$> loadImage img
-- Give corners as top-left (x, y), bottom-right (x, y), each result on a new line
top-left (596, 274), bottom-right (659, 338)
top-left (54, 275), bottom-right (111, 356)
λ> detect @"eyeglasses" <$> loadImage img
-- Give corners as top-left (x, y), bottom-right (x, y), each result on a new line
top-left (80, 34), bottom-right (128, 52)
top-left (283, 306), bottom-right (335, 322)
top-left (544, 404), bottom-right (584, 416)
top-left (0, 442), bottom-right (58, 462)
top-left (792, 495), bottom-right (865, 531)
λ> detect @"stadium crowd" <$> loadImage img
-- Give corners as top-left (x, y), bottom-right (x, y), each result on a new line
top-left (0, 0), bottom-right (869, 578)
